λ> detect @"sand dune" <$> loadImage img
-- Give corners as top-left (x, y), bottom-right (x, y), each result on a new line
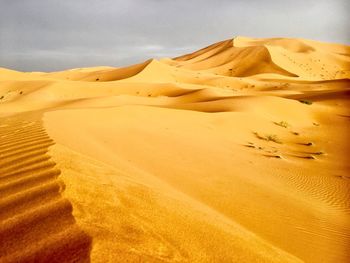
top-left (0, 36), bottom-right (349, 262)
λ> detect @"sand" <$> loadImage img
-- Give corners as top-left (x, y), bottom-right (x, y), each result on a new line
top-left (0, 36), bottom-right (349, 262)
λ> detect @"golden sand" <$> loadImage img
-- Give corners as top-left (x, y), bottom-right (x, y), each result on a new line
top-left (0, 37), bottom-right (349, 262)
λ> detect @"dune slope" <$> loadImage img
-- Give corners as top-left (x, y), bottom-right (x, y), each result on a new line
top-left (0, 112), bottom-right (91, 262)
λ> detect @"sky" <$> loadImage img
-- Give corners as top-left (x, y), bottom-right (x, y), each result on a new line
top-left (0, 0), bottom-right (349, 72)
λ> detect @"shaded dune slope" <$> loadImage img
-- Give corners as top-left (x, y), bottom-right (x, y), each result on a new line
top-left (0, 112), bottom-right (91, 262)
top-left (233, 36), bottom-right (350, 80)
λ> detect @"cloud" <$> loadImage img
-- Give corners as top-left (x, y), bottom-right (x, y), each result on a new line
top-left (0, 0), bottom-right (349, 71)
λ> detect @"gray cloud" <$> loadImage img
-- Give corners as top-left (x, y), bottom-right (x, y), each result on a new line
top-left (0, 0), bottom-right (349, 71)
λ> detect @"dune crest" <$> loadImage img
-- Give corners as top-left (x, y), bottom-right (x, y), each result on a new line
top-left (1, 36), bottom-right (349, 262)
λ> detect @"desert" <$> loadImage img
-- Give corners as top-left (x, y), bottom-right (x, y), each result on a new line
top-left (0, 36), bottom-right (350, 262)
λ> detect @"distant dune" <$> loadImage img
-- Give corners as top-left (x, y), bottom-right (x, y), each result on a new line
top-left (0, 36), bottom-right (349, 262)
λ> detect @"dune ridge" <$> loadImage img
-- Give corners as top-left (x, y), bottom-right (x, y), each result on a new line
top-left (0, 112), bottom-right (91, 262)
top-left (0, 36), bottom-right (349, 262)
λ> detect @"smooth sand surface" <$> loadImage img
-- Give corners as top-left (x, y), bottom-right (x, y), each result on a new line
top-left (0, 36), bottom-right (349, 262)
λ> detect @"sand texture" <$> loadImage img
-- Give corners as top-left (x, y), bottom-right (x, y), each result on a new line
top-left (0, 36), bottom-right (349, 262)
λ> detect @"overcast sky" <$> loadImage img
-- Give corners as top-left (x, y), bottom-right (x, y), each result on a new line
top-left (0, 0), bottom-right (349, 72)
